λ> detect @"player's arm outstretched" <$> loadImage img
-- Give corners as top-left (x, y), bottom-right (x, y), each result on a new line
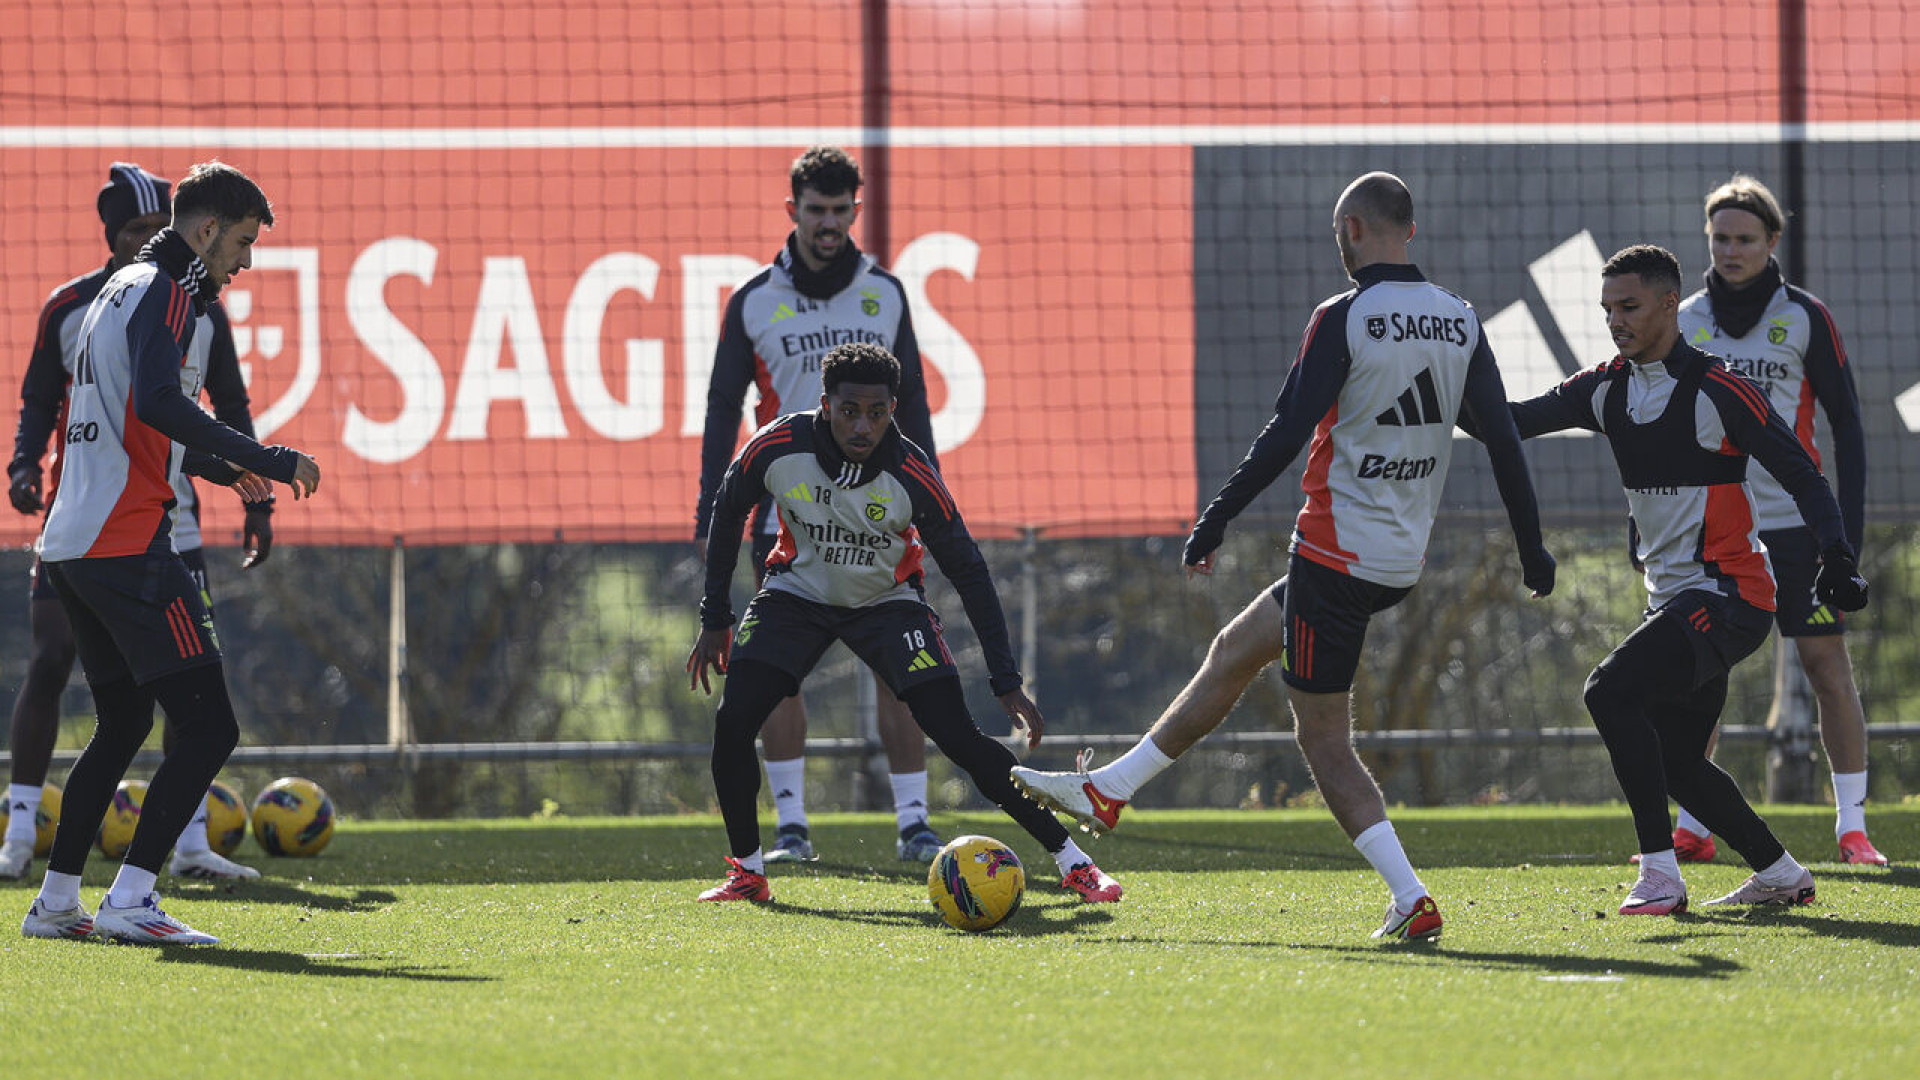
top-left (8, 287), bottom-right (81, 514)
top-left (128, 284), bottom-right (319, 498)
top-left (1184, 300), bottom-right (1351, 573)
top-left (688, 419), bottom-right (787, 693)
top-left (900, 446), bottom-right (1043, 747)
top-left (1456, 326), bottom-right (1554, 597)
top-left (1798, 298), bottom-right (1867, 553)
top-left (1704, 366), bottom-right (1867, 611)
top-left (1496, 362), bottom-right (1612, 440)
top-left (196, 302), bottom-right (277, 567)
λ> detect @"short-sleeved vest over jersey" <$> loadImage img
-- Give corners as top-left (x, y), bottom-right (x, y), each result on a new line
top-left (39, 263), bottom-right (206, 560)
top-left (1293, 279), bottom-right (1481, 587)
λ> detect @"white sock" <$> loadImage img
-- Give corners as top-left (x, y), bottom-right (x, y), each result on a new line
top-left (1051, 837), bottom-right (1091, 875)
top-left (173, 793), bottom-right (213, 855)
top-left (735, 848), bottom-right (766, 875)
top-left (1832, 771), bottom-right (1868, 838)
top-left (37, 870), bottom-right (83, 911)
top-left (6, 783), bottom-right (42, 843)
top-left (890, 771), bottom-right (929, 831)
top-left (1352, 820), bottom-right (1427, 910)
top-left (1674, 807), bottom-right (1708, 837)
top-left (1756, 851), bottom-right (1806, 887)
top-left (1091, 736), bottom-right (1175, 802)
top-left (106, 865), bottom-right (159, 909)
top-left (764, 758), bottom-right (808, 831)
top-left (1637, 849), bottom-right (1682, 880)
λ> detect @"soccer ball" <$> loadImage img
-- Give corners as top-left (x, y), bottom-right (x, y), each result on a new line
top-left (31, 782), bottom-right (61, 857)
top-left (928, 834), bottom-right (1025, 932)
top-left (204, 781), bottom-right (248, 856)
top-left (96, 779), bottom-right (147, 859)
top-left (251, 777), bottom-right (334, 857)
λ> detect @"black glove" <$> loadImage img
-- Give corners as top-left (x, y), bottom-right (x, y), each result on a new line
top-left (7, 461), bottom-right (42, 515)
top-left (1522, 545), bottom-right (1556, 598)
top-left (242, 499), bottom-right (275, 569)
top-left (1815, 544), bottom-right (1869, 612)
top-left (1183, 519), bottom-right (1226, 567)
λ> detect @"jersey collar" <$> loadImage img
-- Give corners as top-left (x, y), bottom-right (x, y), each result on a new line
top-left (1351, 262), bottom-right (1426, 288)
top-left (809, 410), bottom-right (899, 489)
top-left (134, 228), bottom-right (212, 315)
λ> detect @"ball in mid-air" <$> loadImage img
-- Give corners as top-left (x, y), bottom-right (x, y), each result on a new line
top-left (251, 777), bottom-right (335, 857)
top-left (929, 834), bottom-right (1025, 932)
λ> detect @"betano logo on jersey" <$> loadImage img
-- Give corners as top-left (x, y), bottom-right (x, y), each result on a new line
top-left (1357, 452), bottom-right (1438, 481)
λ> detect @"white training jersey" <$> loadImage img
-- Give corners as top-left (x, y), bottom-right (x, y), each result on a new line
top-left (1292, 267), bottom-right (1480, 586)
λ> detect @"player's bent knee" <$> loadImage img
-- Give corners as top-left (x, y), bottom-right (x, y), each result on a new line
top-left (1583, 666), bottom-right (1631, 719)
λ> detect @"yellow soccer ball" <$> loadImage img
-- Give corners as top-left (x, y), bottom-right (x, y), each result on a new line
top-left (32, 782), bottom-right (61, 857)
top-left (928, 834), bottom-right (1025, 932)
top-left (251, 777), bottom-right (335, 857)
top-left (204, 780), bottom-right (249, 857)
top-left (96, 779), bottom-right (147, 859)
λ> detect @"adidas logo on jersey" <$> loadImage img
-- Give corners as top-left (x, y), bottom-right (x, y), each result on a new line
top-left (905, 649), bottom-right (942, 673)
top-left (1375, 368), bottom-right (1447, 427)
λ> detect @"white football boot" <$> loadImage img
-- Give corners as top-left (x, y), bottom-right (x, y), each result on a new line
top-left (169, 848), bottom-right (262, 880)
top-left (93, 894), bottom-right (219, 946)
top-left (21, 898), bottom-right (95, 940)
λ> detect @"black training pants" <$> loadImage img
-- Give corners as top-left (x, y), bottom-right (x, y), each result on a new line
top-left (711, 660), bottom-right (1070, 859)
top-left (1582, 590), bottom-right (1785, 871)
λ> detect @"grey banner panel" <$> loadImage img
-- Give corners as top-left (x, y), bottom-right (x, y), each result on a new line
top-left (1194, 143), bottom-right (1920, 529)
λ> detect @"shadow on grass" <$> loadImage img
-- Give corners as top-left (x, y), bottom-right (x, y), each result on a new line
top-left (765, 896), bottom-right (1117, 937)
top-left (1289, 932), bottom-right (1744, 981)
top-left (1814, 865), bottom-right (1920, 891)
top-left (166, 880), bottom-right (400, 911)
top-left (183, 808), bottom-right (1918, 884)
top-left (1697, 905), bottom-right (1920, 947)
top-left (155, 946), bottom-right (493, 982)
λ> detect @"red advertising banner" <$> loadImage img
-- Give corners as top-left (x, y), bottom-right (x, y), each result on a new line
top-left (0, 146), bottom-right (1193, 544)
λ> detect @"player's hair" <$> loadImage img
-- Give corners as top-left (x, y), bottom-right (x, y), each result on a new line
top-left (1602, 244), bottom-right (1683, 296)
top-left (1338, 171), bottom-right (1414, 231)
top-left (1705, 174), bottom-right (1786, 237)
top-left (172, 161), bottom-right (274, 228)
top-left (790, 145), bottom-right (863, 201)
top-left (821, 341), bottom-right (900, 396)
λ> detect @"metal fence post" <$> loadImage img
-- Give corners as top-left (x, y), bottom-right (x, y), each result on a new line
top-left (387, 536), bottom-right (412, 759)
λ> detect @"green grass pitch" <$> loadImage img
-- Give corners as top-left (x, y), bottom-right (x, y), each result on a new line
top-left (3, 805), bottom-right (1916, 1079)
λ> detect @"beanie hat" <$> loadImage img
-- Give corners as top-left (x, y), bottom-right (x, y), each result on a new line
top-left (97, 162), bottom-right (171, 250)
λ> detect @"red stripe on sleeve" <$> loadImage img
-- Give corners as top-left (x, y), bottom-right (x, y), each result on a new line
top-left (1808, 298), bottom-right (1849, 368)
top-left (32, 286), bottom-right (77, 352)
top-left (737, 428), bottom-right (793, 472)
top-left (1706, 370), bottom-right (1767, 421)
top-left (901, 455), bottom-right (956, 519)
